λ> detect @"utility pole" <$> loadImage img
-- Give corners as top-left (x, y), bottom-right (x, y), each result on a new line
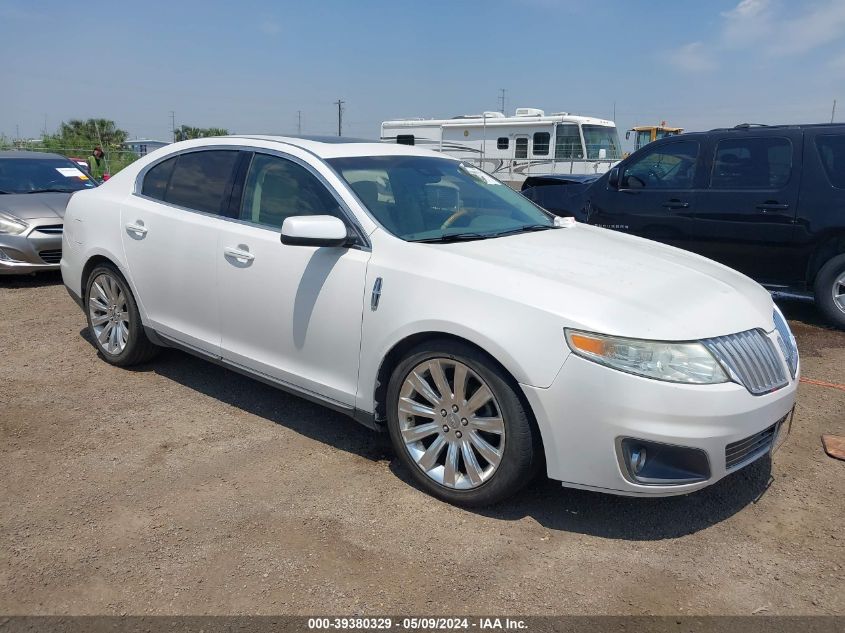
top-left (297, 110), bottom-right (302, 135)
top-left (613, 101), bottom-right (616, 121)
top-left (832, 99), bottom-right (837, 124)
top-left (169, 111), bottom-right (176, 142)
top-left (499, 88), bottom-right (507, 114)
top-left (335, 99), bottom-right (345, 137)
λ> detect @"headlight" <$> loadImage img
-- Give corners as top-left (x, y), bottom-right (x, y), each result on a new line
top-left (0, 211), bottom-right (28, 235)
top-left (565, 329), bottom-right (729, 384)
top-left (772, 306), bottom-right (799, 379)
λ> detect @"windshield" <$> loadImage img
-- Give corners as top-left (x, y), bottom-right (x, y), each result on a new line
top-left (0, 156), bottom-right (97, 194)
top-left (328, 156), bottom-right (554, 242)
top-left (582, 125), bottom-right (622, 160)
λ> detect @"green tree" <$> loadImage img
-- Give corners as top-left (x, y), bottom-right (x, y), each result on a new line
top-left (46, 118), bottom-right (128, 150)
top-left (40, 118), bottom-right (136, 177)
top-left (173, 125), bottom-right (229, 141)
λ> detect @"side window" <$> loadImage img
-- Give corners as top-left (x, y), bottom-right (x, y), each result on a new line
top-left (514, 137), bottom-right (528, 159)
top-left (496, 137), bottom-right (509, 150)
top-left (555, 124), bottom-right (583, 159)
top-left (710, 137), bottom-right (792, 189)
top-left (141, 156), bottom-right (176, 200)
top-left (396, 134), bottom-right (415, 146)
top-left (816, 134), bottom-right (845, 189)
top-left (240, 153), bottom-right (341, 229)
top-left (533, 132), bottom-right (550, 156)
top-left (165, 150), bottom-right (240, 214)
top-left (622, 140), bottom-right (699, 190)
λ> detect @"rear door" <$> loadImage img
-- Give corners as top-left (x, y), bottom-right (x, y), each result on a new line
top-left (121, 149), bottom-right (241, 354)
top-left (693, 131), bottom-right (802, 283)
top-left (588, 138), bottom-right (700, 249)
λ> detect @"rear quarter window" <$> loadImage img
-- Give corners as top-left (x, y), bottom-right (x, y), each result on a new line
top-left (815, 134), bottom-right (845, 189)
top-left (141, 156), bottom-right (176, 200)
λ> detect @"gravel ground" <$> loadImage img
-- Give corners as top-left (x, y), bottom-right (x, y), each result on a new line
top-left (1, 273), bottom-right (843, 615)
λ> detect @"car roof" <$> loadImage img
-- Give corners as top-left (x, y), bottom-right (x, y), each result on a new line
top-left (707, 122), bottom-right (845, 132)
top-left (170, 135), bottom-right (453, 160)
top-left (0, 150), bottom-right (70, 160)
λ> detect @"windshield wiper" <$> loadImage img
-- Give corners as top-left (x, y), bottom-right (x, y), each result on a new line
top-left (488, 224), bottom-right (557, 238)
top-left (25, 188), bottom-right (76, 194)
top-left (410, 232), bottom-right (492, 243)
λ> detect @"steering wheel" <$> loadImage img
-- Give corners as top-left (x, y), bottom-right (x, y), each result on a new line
top-left (441, 208), bottom-right (473, 230)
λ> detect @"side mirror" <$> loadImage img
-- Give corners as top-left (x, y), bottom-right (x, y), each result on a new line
top-left (280, 215), bottom-right (351, 247)
top-left (608, 167), bottom-right (620, 189)
top-left (598, 148), bottom-right (607, 160)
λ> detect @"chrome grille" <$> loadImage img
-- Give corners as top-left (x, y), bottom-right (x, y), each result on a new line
top-left (38, 249), bottom-right (62, 264)
top-left (725, 421), bottom-right (778, 470)
top-left (34, 224), bottom-right (63, 234)
top-left (702, 329), bottom-right (788, 395)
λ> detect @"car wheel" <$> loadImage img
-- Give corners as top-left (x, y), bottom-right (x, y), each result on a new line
top-left (386, 339), bottom-right (542, 506)
top-left (85, 263), bottom-right (159, 366)
top-left (814, 254), bottom-right (845, 329)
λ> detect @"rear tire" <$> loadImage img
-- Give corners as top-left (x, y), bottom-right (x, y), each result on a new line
top-left (814, 254), bottom-right (845, 330)
top-left (85, 263), bottom-right (159, 366)
top-left (386, 339), bottom-right (542, 507)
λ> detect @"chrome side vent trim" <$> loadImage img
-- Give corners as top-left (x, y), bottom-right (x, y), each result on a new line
top-left (370, 277), bottom-right (383, 311)
top-left (702, 329), bottom-right (788, 396)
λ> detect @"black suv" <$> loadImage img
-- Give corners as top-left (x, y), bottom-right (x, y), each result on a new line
top-left (577, 123), bottom-right (845, 328)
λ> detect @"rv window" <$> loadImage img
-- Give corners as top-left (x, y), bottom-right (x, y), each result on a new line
top-left (396, 135), bottom-right (415, 146)
top-left (497, 137), bottom-right (509, 150)
top-left (515, 137), bottom-right (528, 159)
top-left (555, 124), bottom-right (583, 160)
top-left (533, 133), bottom-right (550, 156)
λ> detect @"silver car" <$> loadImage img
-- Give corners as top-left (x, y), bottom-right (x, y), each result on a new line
top-left (0, 150), bottom-right (98, 274)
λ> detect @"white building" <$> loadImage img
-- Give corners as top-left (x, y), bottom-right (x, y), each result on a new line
top-left (123, 139), bottom-right (169, 156)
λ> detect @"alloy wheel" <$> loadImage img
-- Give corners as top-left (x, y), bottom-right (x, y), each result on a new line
top-left (397, 358), bottom-right (506, 490)
top-left (88, 272), bottom-right (130, 355)
top-left (833, 270), bottom-right (845, 315)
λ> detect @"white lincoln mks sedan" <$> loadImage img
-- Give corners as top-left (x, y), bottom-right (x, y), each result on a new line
top-left (60, 136), bottom-right (799, 505)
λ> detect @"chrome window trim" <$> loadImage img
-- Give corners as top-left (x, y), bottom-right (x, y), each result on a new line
top-left (132, 144), bottom-right (371, 251)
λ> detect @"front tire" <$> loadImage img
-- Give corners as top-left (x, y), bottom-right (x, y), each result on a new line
top-left (386, 339), bottom-right (541, 506)
top-left (814, 254), bottom-right (845, 329)
top-left (85, 263), bottom-right (159, 366)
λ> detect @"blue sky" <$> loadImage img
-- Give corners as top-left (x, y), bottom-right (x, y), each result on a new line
top-left (1, 0), bottom-right (843, 149)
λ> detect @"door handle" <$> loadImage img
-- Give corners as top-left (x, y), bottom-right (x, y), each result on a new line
top-left (756, 202), bottom-right (789, 212)
top-left (125, 221), bottom-right (148, 236)
top-left (662, 200), bottom-right (690, 209)
top-left (223, 246), bottom-right (255, 262)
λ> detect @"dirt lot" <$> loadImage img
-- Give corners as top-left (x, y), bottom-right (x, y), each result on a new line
top-left (1, 273), bottom-right (843, 616)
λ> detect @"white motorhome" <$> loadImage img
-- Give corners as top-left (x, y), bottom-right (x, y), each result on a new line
top-left (381, 107), bottom-right (622, 186)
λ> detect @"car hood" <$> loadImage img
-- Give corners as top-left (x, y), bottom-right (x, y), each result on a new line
top-left (0, 192), bottom-right (72, 221)
top-left (425, 224), bottom-right (775, 341)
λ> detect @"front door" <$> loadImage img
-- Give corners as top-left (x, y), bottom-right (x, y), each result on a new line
top-left (693, 132), bottom-right (802, 283)
top-left (589, 138), bottom-right (700, 249)
top-left (121, 149), bottom-right (241, 354)
top-left (218, 151), bottom-right (370, 407)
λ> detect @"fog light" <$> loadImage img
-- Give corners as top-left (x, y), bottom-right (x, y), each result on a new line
top-left (630, 447), bottom-right (647, 474)
top-left (618, 438), bottom-right (710, 485)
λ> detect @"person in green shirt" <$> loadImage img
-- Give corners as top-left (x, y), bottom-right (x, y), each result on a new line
top-left (87, 146), bottom-right (106, 181)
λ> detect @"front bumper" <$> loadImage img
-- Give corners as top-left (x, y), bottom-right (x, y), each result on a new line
top-left (522, 348), bottom-right (799, 497)
top-left (0, 219), bottom-right (63, 274)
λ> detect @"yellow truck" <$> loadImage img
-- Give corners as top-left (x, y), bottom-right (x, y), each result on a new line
top-left (626, 122), bottom-right (684, 152)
